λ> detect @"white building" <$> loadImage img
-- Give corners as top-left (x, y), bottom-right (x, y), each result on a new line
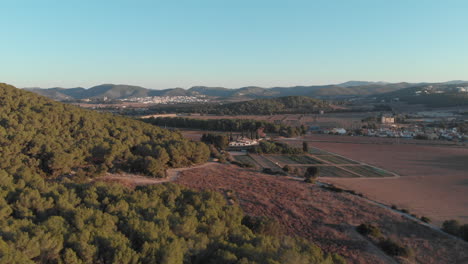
top-left (228, 137), bottom-right (259, 147)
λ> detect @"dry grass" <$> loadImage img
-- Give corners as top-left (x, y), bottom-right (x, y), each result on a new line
top-left (175, 163), bottom-right (468, 264)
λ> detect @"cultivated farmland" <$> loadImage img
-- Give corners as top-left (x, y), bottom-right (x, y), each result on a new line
top-left (281, 134), bottom-right (468, 224)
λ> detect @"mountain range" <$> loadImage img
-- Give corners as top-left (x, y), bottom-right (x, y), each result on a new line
top-left (24, 81), bottom-right (467, 101)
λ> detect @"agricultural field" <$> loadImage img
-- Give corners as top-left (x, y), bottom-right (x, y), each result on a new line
top-left (308, 147), bottom-right (331, 155)
top-left (341, 165), bottom-right (395, 177)
top-left (313, 154), bottom-right (359, 164)
top-left (295, 166), bottom-right (360, 178)
top-left (283, 134), bottom-right (468, 225)
top-left (236, 149), bottom-right (395, 179)
top-left (248, 154), bottom-right (280, 169)
top-left (267, 155), bottom-right (323, 165)
top-left (233, 155), bottom-right (260, 169)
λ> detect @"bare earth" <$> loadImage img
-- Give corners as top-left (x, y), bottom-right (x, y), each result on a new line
top-left (98, 162), bottom-right (216, 187)
top-left (284, 135), bottom-right (468, 225)
top-left (174, 163), bottom-right (468, 264)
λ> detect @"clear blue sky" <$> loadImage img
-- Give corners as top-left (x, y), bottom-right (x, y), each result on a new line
top-left (1, 0), bottom-right (467, 89)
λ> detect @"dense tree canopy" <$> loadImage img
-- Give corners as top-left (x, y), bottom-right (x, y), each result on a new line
top-left (143, 117), bottom-right (306, 138)
top-left (0, 83), bottom-right (209, 178)
top-left (251, 141), bottom-right (303, 155)
top-left (184, 96), bottom-right (331, 115)
top-left (0, 172), bottom-right (345, 263)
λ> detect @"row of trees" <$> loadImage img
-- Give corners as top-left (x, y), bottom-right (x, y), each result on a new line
top-left (201, 133), bottom-right (229, 150)
top-left (0, 84), bottom-right (345, 263)
top-left (143, 117), bottom-right (307, 138)
top-left (251, 141), bottom-right (304, 155)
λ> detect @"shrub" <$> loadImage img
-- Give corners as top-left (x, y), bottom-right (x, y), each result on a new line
top-left (262, 168), bottom-right (287, 176)
top-left (460, 224), bottom-right (468, 242)
top-left (322, 185), bottom-right (344, 193)
top-left (379, 239), bottom-right (412, 257)
top-left (232, 161), bottom-right (254, 168)
top-left (356, 223), bottom-right (382, 238)
top-left (442, 219), bottom-right (460, 236)
top-left (304, 166), bottom-right (319, 183)
top-left (302, 141), bottom-right (309, 152)
top-left (242, 215), bottom-right (282, 236)
top-left (420, 216), bottom-right (431, 223)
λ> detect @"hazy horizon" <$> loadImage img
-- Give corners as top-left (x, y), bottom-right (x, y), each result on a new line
top-left (19, 79), bottom-right (468, 91)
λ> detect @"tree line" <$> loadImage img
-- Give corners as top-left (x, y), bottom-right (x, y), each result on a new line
top-left (184, 96), bottom-right (331, 115)
top-left (143, 117), bottom-right (306, 138)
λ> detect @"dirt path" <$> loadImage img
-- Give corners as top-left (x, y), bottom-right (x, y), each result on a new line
top-left (99, 162), bottom-right (217, 186)
top-left (166, 162), bottom-right (217, 180)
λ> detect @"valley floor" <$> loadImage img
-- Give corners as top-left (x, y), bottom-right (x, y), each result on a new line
top-left (283, 135), bottom-right (468, 225)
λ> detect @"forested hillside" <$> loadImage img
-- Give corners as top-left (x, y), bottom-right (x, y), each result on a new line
top-left (0, 83), bottom-right (344, 263)
top-left (180, 96), bottom-right (332, 115)
top-left (376, 83), bottom-right (468, 107)
top-left (1, 83), bottom-right (209, 178)
top-left (143, 117), bottom-right (306, 138)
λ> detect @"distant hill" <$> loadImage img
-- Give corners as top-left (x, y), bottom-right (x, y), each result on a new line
top-left (25, 84), bottom-right (154, 100)
top-left (336, 81), bottom-right (390, 87)
top-left (377, 82), bottom-right (468, 107)
top-left (25, 81), bottom-right (468, 101)
top-left (184, 96), bottom-right (332, 115)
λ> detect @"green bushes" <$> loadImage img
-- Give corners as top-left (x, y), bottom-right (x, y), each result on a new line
top-left (442, 219), bottom-right (468, 241)
top-left (379, 239), bottom-right (412, 257)
top-left (356, 223), bottom-right (382, 238)
top-left (242, 215), bottom-right (282, 237)
top-left (304, 167), bottom-right (319, 183)
top-left (232, 160), bottom-right (255, 168)
top-left (262, 168), bottom-right (288, 176)
top-left (252, 141), bottom-right (303, 155)
top-left (420, 216), bottom-right (431, 223)
top-left (442, 219), bottom-right (461, 235)
top-left (357, 223), bottom-right (412, 258)
top-left (201, 133), bottom-right (229, 149)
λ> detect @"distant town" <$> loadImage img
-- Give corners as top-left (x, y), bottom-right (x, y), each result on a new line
top-left (120, 95), bottom-right (209, 104)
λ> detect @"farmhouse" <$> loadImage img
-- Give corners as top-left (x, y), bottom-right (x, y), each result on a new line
top-left (331, 128), bottom-right (347, 135)
top-left (228, 137), bottom-right (259, 147)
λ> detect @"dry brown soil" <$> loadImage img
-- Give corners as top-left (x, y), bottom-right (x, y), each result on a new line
top-left (282, 135), bottom-right (468, 225)
top-left (175, 163), bottom-right (468, 264)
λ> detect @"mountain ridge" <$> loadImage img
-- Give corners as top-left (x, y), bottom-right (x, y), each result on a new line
top-left (24, 81), bottom-right (467, 101)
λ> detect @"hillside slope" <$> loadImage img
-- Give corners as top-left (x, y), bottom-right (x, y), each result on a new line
top-left (377, 82), bottom-right (468, 107)
top-left (0, 83), bottom-right (344, 263)
top-left (1, 83), bottom-right (209, 178)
